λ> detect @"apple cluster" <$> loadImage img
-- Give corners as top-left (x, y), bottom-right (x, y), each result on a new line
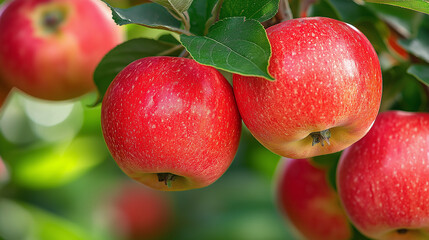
top-left (266, 19), bottom-right (429, 240)
top-left (0, 0), bottom-right (123, 103)
top-left (2, 0), bottom-right (424, 237)
top-left (277, 111), bottom-right (429, 240)
top-left (101, 17), bottom-right (382, 190)
top-left (100, 16), bottom-right (429, 240)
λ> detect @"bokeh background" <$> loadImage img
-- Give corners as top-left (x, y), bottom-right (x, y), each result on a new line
top-left (0, 0), bottom-right (428, 239)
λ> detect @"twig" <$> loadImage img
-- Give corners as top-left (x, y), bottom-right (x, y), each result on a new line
top-left (278, 0), bottom-right (293, 21)
top-left (157, 45), bottom-right (184, 56)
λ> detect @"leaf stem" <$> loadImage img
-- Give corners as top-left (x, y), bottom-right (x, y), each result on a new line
top-left (165, 8), bottom-right (192, 34)
top-left (204, 0), bottom-right (224, 35)
top-left (137, 24), bottom-right (192, 36)
top-left (182, 11), bottom-right (191, 32)
top-left (177, 28), bottom-right (192, 36)
top-left (213, 0), bottom-right (224, 22)
top-left (157, 44), bottom-right (184, 56)
top-left (179, 48), bottom-right (190, 58)
top-left (166, 8), bottom-right (183, 21)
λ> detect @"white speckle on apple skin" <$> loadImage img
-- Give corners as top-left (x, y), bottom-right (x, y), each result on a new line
top-left (233, 17), bottom-right (382, 159)
top-left (101, 57), bottom-right (242, 191)
top-left (337, 111), bottom-right (429, 239)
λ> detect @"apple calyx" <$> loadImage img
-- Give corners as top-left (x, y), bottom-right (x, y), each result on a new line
top-left (397, 229), bottom-right (408, 234)
top-left (42, 9), bottom-right (65, 33)
top-left (157, 173), bottom-right (177, 188)
top-left (309, 129), bottom-right (331, 147)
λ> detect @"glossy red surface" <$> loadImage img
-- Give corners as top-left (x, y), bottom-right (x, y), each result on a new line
top-left (233, 17), bottom-right (382, 158)
top-left (277, 158), bottom-right (351, 240)
top-left (0, 0), bottom-right (123, 100)
top-left (337, 111), bottom-right (429, 240)
top-left (101, 57), bottom-right (241, 191)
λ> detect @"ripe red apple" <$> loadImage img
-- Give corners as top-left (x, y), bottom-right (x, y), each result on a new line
top-left (107, 181), bottom-right (173, 240)
top-left (276, 157), bottom-right (351, 240)
top-left (101, 56), bottom-right (242, 191)
top-left (233, 17), bottom-right (382, 159)
top-left (337, 111), bottom-right (429, 240)
top-left (0, 0), bottom-right (123, 101)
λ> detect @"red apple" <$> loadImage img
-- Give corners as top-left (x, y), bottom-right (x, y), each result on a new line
top-left (108, 181), bottom-right (173, 240)
top-left (276, 157), bottom-right (351, 240)
top-left (101, 56), bottom-right (242, 191)
top-left (233, 17), bottom-right (382, 159)
top-left (337, 111), bottom-right (429, 240)
top-left (0, 0), bottom-right (123, 101)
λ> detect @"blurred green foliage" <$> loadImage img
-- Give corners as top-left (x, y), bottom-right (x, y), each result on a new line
top-left (0, 0), bottom-right (428, 240)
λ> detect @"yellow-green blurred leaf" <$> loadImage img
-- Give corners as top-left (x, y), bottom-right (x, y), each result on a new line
top-left (364, 0), bottom-right (429, 15)
top-left (0, 199), bottom-right (91, 240)
top-left (7, 136), bottom-right (108, 189)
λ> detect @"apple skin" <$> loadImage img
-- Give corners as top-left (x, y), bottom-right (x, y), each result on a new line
top-left (108, 182), bottom-right (173, 240)
top-left (101, 56), bottom-right (242, 191)
top-left (0, 4), bottom-right (12, 110)
top-left (233, 17), bottom-right (382, 159)
top-left (337, 111), bottom-right (429, 240)
top-left (0, 0), bottom-right (123, 101)
top-left (276, 157), bottom-right (351, 240)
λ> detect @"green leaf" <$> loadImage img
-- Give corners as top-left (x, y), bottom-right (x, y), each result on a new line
top-left (105, 2), bottom-right (184, 34)
top-left (364, 0), bottom-right (429, 15)
top-left (307, 0), bottom-right (342, 20)
top-left (381, 64), bottom-right (428, 112)
top-left (351, 225), bottom-right (372, 240)
top-left (399, 17), bottom-right (429, 63)
top-left (152, 0), bottom-right (194, 13)
top-left (219, 0), bottom-right (280, 22)
top-left (312, 151), bottom-right (342, 167)
top-left (22, 202), bottom-right (91, 240)
top-left (180, 17), bottom-right (274, 80)
top-left (408, 64), bottom-right (429, 86)
top-left (289, 0), bottom-right (300, 18)
top-left (364, 2), bottom-right (422, 37)
top-left (158, 34), bottom-right (181, 44)
top-left (311, 151), bottom-right (341, 191)
top-left (188, 0), bottom-right (218, 35)
top-left (353, 20), bottom-right (389, 53)
top-left (329, 0), bottom-right (378, 23)
top-left (93, 38), bottom-right (182, 106)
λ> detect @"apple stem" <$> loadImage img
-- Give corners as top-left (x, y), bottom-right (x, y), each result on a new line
top-left (309, 129), bottom-right (331, 147)
top-left (397, 229), bottom-right (408, 234)
top-left (157, 173), bottom-right (176, 188)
